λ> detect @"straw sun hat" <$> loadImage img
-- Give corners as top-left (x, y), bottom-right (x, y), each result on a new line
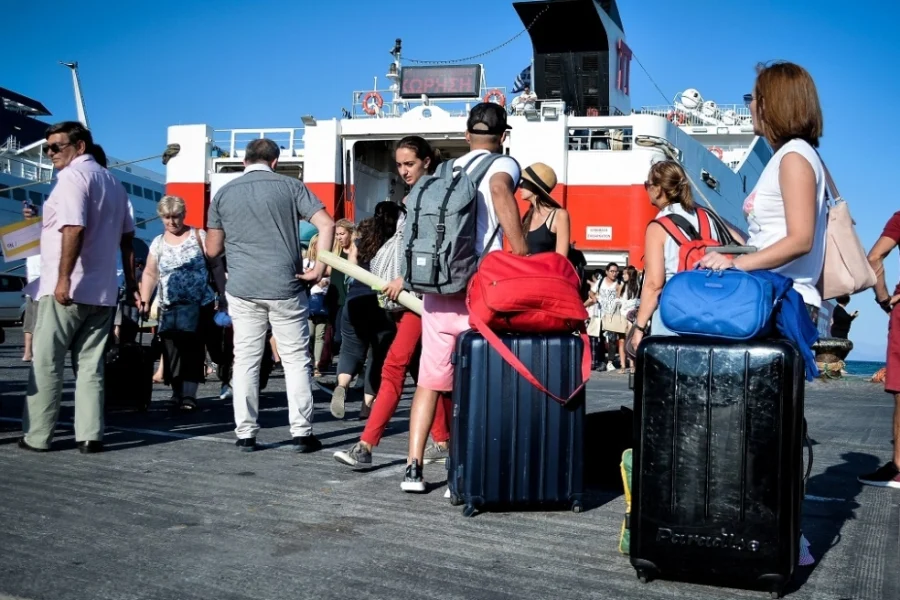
top-left (520, 162), bottom-right (559, 205)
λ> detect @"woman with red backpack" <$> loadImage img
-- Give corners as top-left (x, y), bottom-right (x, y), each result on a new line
top-left (628, 160), bottom-right (743, 350)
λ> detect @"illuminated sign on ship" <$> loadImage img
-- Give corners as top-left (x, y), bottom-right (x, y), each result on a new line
top-left (400, 65), bottom-right (482, 99)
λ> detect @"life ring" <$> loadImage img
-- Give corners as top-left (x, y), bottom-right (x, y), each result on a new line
top-left (666, 110), bottom-right (686, 125)
top-left (709, 146), bottom-right (724, 160)
top-left (483, 89), bottom-right (506, 107)
top-left (362, 91), bottom-right (384, 115)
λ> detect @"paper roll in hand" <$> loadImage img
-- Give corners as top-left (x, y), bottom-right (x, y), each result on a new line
top-left (315, 250), bottom-right (423, 316)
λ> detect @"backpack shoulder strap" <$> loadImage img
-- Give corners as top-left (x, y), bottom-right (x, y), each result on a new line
top-left (693, 208), bottom-right (712, 240)
top-left (655, 214), bottom-right (696, 245)
top-left (467, 153), bottom-right (516, 188)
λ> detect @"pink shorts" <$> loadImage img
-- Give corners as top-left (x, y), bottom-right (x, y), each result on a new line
top-left (418, 293), bottom-right (470, 392)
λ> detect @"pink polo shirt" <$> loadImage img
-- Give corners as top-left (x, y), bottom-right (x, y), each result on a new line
top-left (37, 154), bottom-right (134, 307)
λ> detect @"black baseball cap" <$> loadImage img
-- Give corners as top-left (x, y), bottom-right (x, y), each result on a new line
top-left (467, 102), bottom-right (512, 135)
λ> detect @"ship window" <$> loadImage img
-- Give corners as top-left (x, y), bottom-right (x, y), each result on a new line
top-left (133, 185), bottom-right (143, 197)
top-left (28, 191), bottom-right (43, 205)
top-left (568, 127), bottom-right (633, 152)
top-left (12, 188), bottom-right (26, 201)
top-left (143, 187), bottom-right (153, 200)
top-left (0, 184), bottom-right (8, 198)
top-left (122, 181), bottom-right (132, 194)
top-left (154, 191), bottom-right (162, 202)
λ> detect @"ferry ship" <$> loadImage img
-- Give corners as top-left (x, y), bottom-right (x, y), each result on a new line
top-left (162, 0), bottom-right (831, 331)
top-left (0, 64), bottom-right (165, 274)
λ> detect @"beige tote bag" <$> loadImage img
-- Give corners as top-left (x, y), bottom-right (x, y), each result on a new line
top-left (817, 162), bottom-right (876, 300)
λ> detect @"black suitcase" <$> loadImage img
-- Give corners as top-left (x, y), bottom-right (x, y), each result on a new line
top-left (104, 332), bottom-right (154, 412)
top-left (447, 330), bottom-right (585, 517)
top-left (631, 336), bottom-right (805, 598)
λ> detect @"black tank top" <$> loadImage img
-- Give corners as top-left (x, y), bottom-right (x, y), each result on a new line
top-left (525, 209), bottom-right (558, 255)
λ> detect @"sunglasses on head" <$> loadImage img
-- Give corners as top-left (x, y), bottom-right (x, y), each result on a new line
top-left (43, 142), bottom-right (74, 155)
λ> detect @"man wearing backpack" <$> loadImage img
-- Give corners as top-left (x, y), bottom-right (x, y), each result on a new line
top-left (396, 102), bottom-right (528, 492)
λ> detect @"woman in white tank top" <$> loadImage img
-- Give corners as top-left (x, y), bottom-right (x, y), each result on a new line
top-left (629, 161), bottom-right (743, 347)
top-left (700, 61), bottom-right (827, 324)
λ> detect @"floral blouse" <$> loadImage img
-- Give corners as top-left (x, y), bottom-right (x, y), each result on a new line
top-left (149, 229), bottom-right (216, 308)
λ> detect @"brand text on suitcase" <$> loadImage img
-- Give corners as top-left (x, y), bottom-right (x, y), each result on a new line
top-left (656, 528), bottom-right (761, 552)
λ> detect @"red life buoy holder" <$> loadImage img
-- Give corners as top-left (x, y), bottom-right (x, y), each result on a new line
top-left (667, 110), bottom-right (686, 125)
top-left (362, 91), bottom-right (384, 115)
top-left (483, 89), bottom-right (506, 107)
top-left (709, 146), bottom-right (724, 160)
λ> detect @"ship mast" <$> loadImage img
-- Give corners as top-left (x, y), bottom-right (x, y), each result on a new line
top-left (60, 61), bottom-right (90, 129)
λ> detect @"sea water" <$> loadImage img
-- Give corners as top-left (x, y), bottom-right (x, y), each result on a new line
top-left (843, 360), bottom-right (886, 378)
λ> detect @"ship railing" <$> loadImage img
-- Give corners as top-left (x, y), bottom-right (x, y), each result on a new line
top-left (213, 128), bottom-right (304, 159)
top-left (0, 153), bottom-right (54, 183)
top-left (567, 125), bottom-right (633, 152)
top-left (350, 87), bottom-right (512, 118)
top-left (640, 104), bottom-right (753, 128)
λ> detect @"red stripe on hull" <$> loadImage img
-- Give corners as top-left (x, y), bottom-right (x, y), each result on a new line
top-left (566, 184), bottom-right (657, 269)
top-left (166, 182), bottom-right (208, 229)
top-left (306, 182), bottom-right (344, 218)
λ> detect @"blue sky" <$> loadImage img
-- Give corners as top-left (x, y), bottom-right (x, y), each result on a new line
top-left (7, 0), bottom-right (898, 361)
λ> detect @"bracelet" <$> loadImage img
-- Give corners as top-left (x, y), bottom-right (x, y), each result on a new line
top-left (634, 322), bottom-right (648, 333)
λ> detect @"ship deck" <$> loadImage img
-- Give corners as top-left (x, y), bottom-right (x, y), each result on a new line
top-left (1, 327), bottom-right (897, 600)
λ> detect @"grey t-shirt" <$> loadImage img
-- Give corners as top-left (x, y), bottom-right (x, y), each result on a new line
top-left (208, 167), bottom-right (325, 300)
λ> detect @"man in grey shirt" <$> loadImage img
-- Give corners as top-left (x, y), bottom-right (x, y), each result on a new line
top-left (206, 138), bottom-right (335, 453)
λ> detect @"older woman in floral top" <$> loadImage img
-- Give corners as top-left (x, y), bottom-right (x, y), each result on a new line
top-left (140, 195), bottom-right (216, 410)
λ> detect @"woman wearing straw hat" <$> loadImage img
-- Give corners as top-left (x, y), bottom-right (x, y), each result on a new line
top-left (521, 162), bottom-right (571, 256)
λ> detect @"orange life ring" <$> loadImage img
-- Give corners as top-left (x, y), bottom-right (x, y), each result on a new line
top-left (667, 110), bottom-right (686, 125)
top-left (709, 146), bottom-right (724, 160)
top-left (362, 91), bottom-right (384, 115)
top-left (483, 89), bottom-right (506, 107)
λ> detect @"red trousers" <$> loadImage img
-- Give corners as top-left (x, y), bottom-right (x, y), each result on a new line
top-left (361, 311), bottom-right (451, 447)
top-left (887, 303), bottom-right (900, 394)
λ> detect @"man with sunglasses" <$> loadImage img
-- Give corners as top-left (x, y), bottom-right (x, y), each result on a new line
top-left (18, 121), bottom-right (138, 454)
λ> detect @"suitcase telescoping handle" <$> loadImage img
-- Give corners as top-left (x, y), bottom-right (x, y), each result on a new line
top-left (706, 245), bottom-right (757, 255)
top-left (468, 312), bottom-right (591, 405)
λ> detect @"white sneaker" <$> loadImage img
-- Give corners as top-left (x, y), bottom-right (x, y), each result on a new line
top-left (606, 362), bottom-right (616, 372)
top-left (444, 488), bottom-right (451, 499)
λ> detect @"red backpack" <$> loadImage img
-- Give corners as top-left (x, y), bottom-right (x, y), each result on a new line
top-left (656, 207), bottom-right (729, 272)
top-left (466, 251), bottom-right (590, 404)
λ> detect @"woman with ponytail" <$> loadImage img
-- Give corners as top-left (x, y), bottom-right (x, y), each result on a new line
top-left (629, 160), bottom-right (742, 348)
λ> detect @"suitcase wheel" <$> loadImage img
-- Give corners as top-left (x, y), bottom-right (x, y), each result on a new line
top-left (449, 493), bottom-right (462, 507)
top-left (769, 592), bottom-right (782, 600)
top-left (571, 500), bottom-right (583, 514)
top-left (636, 571), bottom-right (651, 584)
top-left (462, 504), bottom-right (477, 518)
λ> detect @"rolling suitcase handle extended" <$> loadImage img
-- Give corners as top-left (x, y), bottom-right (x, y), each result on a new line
top-left (468, 311), bottom-right (591, 405)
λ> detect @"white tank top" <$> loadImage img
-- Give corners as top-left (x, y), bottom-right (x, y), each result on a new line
top-left (743, 139), bottom-right (827, 307)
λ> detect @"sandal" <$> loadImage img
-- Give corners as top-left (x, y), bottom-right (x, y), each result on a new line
top-left (179, 397), bottom-right (199, 411)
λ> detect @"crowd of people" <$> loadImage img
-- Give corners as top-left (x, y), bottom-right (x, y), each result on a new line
top-left (9, 60), bottom-right (900, 495)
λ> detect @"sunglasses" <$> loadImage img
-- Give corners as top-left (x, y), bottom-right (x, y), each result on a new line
top-left (44, 142), bottom-right (74, 155)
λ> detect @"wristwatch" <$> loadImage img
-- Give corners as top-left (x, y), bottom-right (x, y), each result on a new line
top-left (633, 322), bottom-right (649, 333)
top-left (878, 298), bottom-right (892, 313)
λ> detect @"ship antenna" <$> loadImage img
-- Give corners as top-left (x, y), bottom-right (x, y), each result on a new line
top-left (60, 61), bottom-right (90, 129)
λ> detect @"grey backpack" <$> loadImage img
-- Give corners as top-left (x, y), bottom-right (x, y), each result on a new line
top-left (402, 153), bottom-right (510, 295)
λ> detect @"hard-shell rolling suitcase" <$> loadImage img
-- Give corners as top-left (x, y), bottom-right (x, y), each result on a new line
top-left (631, 337), bottom-right (805, 598)
top-left (447, 330), bottom-right (585, 517)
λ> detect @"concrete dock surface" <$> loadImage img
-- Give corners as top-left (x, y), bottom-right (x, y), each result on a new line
top-left (1, 328), bottom-right (898, 600)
